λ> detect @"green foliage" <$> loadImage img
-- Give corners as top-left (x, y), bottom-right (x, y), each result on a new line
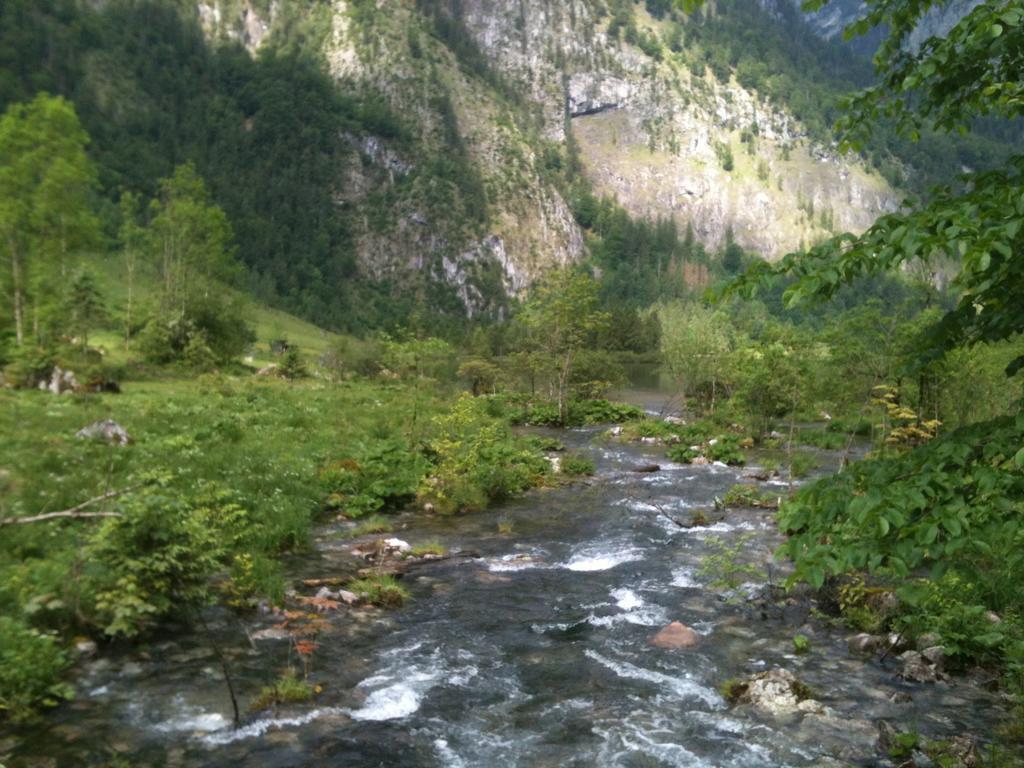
top-left (778, 414), bottom-right (1024, 605)
top-left (714, 141), bottom-right (734, 172)
top-left (658, 302), bottom-right (734, 411)
top-left (87, 489), bottom-right (224, 637)
top-left (420, 394), bottom-right (548, 513)
top-left (350, 515), bottom-right (395, 537)
top-left (735, 340), bottom-right (808, 434)
top-left (0, 92), bottom-right (100, 348)
top-left (667, 434), bottom-right (746, 466)
top-left (792, 634), bottom-right (810, 655)
top-left (409, 541), bottom-right (445, 557)
top-left (718, 678), bottom-right (748, 704)
top-left (513, 398), bottom-right (643, 427)
top-left (0, 616), bottom-right (72, 722)
top-left (347, 574), bottom-right (409, 608)
top-left (252, 669), bottom-right (316, 711)
top-left (320, 438), bottom-right (426, 518)
top-left (560, 454), bottom-right (595, 477)
top-left (788, 451), bottom-right (820, 479)
top-left (900, 573), bottom-right (1021, 667)
top-left (458, 358), bottom-right (502, 395)
top-left (279, 346), bottom-right (308, 380)
top-left (698, 534), bottom-right (764, 591)
top-left (721, 483), bottom-right (779, 509)
top-left (797, 428), bottom-right (846, 450)
top-left (520, 269), bottom-right (609, 425)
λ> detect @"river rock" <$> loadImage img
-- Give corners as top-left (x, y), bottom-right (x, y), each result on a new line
top-left (649, 621), bottom-right (700, 649)
top-left (898, 650), bottom-right (942, 683)
top-left (252, 627), bottom-right (291, 641)
top-left (942, 734), bottom-right (980, 767)
top-left (921, 645), bottom-right (946, 669)
top-left (739, 668), bottom-right (825, 717)
top-left (74, 638), bottom-right (98, 658)
top-left (664, 415), bottom-right (684, 425)
top-left (848, 633), bottom-right (884, 655)
top-left (916, 632), bottom-right (942, 651)
top-left (38, 365), bottom-right (78, 395)
top-left (631, 464), bottom-right (661, 473)
top-left (76, 419), bottom-right (132, 446)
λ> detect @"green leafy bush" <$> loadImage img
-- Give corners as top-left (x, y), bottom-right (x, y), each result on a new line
top-left (347, 575), bottom-right (409, 608)
top-left (721, 484), bottom-right (779, 509)
top-left (667, 434), bottom-right (746, 466)
top-left (252, 669), bottom-right (316, 711)
top-left (513, 398), bottom-right (643, 427)
top-left (420, 395), bottom-right (548, 513)
top-left (320, 438), bottom-right (426, 518)
top-left (0, 616), bottom-right (72, 722)
top-left (560, 454), bottom-right (595, 476)
top-left (87, 491), bottom-right (224, 637)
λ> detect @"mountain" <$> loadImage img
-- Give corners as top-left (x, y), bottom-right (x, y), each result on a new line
top-left (4, 0), bottom-right (984, 327)
top-left (191, 0), bottom-right (898, 299)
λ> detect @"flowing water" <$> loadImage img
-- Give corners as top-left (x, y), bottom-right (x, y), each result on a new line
top-left (2, 393), bottom-right (1008, 767)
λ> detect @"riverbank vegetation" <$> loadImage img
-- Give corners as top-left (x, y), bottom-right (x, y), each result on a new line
top-left (1, 2), bottom-right (1023, 760)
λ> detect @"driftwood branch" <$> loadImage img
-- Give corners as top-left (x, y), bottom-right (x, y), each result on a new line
top-left (0, 484), bottom-right (141, 527)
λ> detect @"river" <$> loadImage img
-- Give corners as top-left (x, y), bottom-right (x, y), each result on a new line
top-left (1, 390), bottom-right (1007, 767)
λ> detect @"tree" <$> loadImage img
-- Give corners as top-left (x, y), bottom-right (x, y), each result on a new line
top-left (279, 345), bottom-right (309, 380)
top-left (148, 163), bottom-right (237, 314)
top-left (118, 191), bottom-right (145, 349)
top-left (64, 270), bottom-right (105, 350)
top-left (721, 227), bottom-right (744, 273)
top-left (658, 302), bottom-right (734, 412)
top-left (520, 269), bottom-right (609, 425)
top-left (140, 164), bottom-right (253, 364)
top-left (0, 94), bottom-right (99, 346)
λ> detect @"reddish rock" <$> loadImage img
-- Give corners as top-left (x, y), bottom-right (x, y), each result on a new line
top-left (650, 621), bottom-right (700, 649)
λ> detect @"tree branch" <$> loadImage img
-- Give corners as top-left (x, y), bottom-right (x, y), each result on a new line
top-left (0, 484), bottom-right (141, 527)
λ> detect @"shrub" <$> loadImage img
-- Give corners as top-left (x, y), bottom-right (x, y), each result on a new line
top-left (347, 575), bottom-right (409, 608)
top-left (350, 515), bottom-right (394, 537)
top-left (561, 454), bottom-right (595, 476)
top-left (320, 438), bottom-right (426, 518)
top-left (419, 395), bottom-right (548, 513)
top-left (721, 484), bottom-right (779, 509)
top-left (87, 491), bottom-right (224, 637)
top-left (279, 346), bottom-right (309, 380)
top-left (0, 616), bottom-right (73, 722)
top-left (3, 345), bottom-right (55, 388)
top-left (409, 541), bottom-right (445, 558)
top-left (798, 428), bottom-right (846, 450)
top-left (667, 434), bottom-right (746, 466)
top-left (252, 669), bottom-right (316, 711)
top-left (789, 451), bottom-right (820, 478)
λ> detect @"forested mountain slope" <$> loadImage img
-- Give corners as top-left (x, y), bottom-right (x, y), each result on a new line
top-left (0, 0), bottom-right (1012, 328)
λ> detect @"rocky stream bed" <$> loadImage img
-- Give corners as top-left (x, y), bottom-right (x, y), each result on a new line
top-left (0, 397), bottom-right (1012, 767)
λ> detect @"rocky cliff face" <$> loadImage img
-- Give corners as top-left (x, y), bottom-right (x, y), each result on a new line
top-left (429, 0), bottom-right (897, 256)
top-left (192, 0), bottom-right (900, 311)
top-left (797, 0), bottom-right (982, 50)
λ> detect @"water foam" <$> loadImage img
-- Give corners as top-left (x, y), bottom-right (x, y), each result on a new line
top-left (350, 683), bottom-right (422, 721)
top-left (562, 545), bottom-right (643, 572)
top-left (585, 650), bottom-right (722, 708)
top-left (202, 708), bottom-right (345, 745)
top-left (610, 587), bottom-right (643, 611)
top-left (670, 568), bottom-right (701, 588)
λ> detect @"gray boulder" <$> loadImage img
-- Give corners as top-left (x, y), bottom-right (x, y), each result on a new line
top-left (38, 366), bottom-right (78, 395)
top-left (76, 420), bottom-right (132, 446)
